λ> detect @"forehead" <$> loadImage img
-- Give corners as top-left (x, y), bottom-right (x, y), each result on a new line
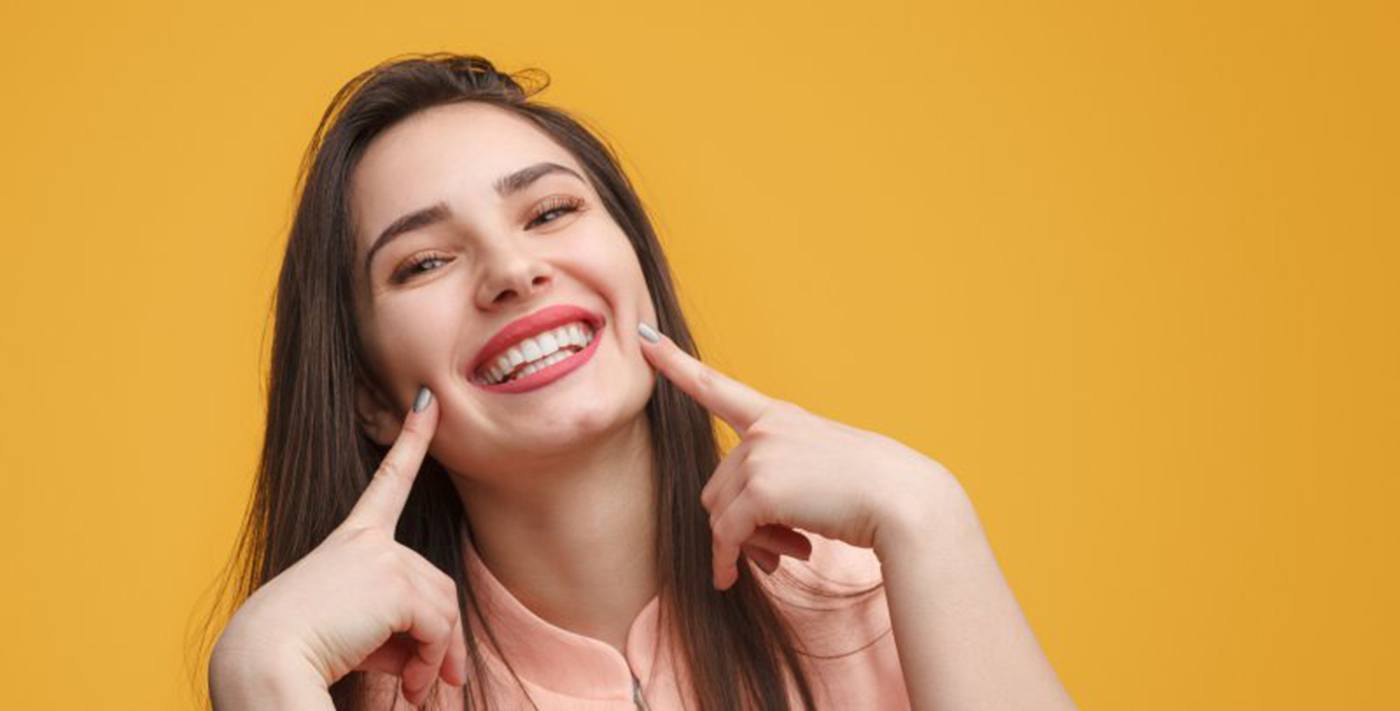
top-left (349, 101), bottom-right (580, 245)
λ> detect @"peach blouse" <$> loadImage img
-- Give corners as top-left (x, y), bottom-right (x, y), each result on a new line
top-left (365, 526), bottom-right (910, 710)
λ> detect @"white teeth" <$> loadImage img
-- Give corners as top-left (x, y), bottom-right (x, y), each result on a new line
top-left (537, 331), bottom-right (559, 354)
top-left (515, 350), bottom-right (568, 381)
top-left (478, 320), bottom-right (596, 385)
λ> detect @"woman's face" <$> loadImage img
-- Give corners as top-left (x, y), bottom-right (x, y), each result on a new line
top-left (348, 101), bottom-right (658, 478)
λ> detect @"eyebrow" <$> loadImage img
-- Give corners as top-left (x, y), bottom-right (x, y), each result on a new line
top-left (362, 161), bottom-right (586, 279)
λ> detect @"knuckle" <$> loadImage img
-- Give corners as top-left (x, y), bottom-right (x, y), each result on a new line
top-left (412, 606), bottom-right (439, 635)
top-left (384, 566), bottom-right (414, 601)
top-left (423, 599), bottom-right (451, 628)
top-left (733, 442), bottom-right (756, 470)
top-left (375, 458), bottom-right (403, 482)
top-left (740, 447), bottom-right (767, 472)
top-left (398, 414), bottom-right (427, 437)
top-left (428, 605), bottom-right (454, 634)
top-left (747, 414), bottom-right (778, 439)
top-left (745, 474), bottom-right (778, 505)
top-left (694, 362), bottom-right (718, 391)
top-left (711, 516), bottom-right (734, 542)
top-left (433, 572), bottom-right (459, 601)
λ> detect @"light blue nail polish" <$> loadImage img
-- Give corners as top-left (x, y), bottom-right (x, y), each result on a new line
top-left (638, 321), bottom-right (660, 343)
top-left (412, 386), bottom-right (433, 413)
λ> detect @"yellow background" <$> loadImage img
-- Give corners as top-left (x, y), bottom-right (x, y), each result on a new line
top-left (1, 1), bottom-right (1395, 708)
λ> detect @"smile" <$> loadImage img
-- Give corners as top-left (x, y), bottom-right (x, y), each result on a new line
top-left (466, 304), bottom-right (606, 394)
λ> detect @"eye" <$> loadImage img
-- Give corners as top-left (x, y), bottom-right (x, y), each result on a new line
top-left (526, 194), bottom-right (586, 229)
top-left (391, 251), bottom-right (453, 284)
top-left (388, 195), bottom-right (585, 285)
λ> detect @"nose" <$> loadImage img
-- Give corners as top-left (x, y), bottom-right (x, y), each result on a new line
top-left (474, 242), bottom-right (554, 309)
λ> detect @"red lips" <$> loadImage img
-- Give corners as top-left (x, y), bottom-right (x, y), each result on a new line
top-left (467, 304), bottom-right (605, 380)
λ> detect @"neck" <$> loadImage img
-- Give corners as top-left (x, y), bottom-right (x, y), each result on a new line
top-left (449, 413), bottom-right (658, 654)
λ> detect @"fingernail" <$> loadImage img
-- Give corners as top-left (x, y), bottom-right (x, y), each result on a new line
top-left (637, 321), bottom-right (660, 344)
top-left (412, 386), bottom-right (433, 413)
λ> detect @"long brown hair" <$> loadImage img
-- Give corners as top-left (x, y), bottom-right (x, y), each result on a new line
top-left (191, 51), bottom-right (879, 710)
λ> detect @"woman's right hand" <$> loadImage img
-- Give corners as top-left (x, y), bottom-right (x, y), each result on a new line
top-left (210, 387), bottom-right (466, 708)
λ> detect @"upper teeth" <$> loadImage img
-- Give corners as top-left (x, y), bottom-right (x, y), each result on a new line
top-left (478, 321), bottom-right (595, 385)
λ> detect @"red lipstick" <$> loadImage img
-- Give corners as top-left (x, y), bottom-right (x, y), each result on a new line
top-left (467, 304), bottom-right (605, 386)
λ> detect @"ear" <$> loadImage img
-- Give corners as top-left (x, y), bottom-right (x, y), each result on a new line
top-left (354, 373), bottom-right (403, 448)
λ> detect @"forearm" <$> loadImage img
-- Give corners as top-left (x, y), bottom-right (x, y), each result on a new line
top-left (873, 473), bottom-right (1077, 711)
top-left (209, 635), bottom-right (336, 711)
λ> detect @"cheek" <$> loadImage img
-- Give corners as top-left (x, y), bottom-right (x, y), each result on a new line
top-left (371, 296), bottom-right (463, 380)
top-left (581, 234), bottom-right (652, 313)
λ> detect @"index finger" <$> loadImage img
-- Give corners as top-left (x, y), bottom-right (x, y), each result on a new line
top-left (345, 385), bottom-right (439, 530)
top-left (637, 321), bottom-right (775, 434)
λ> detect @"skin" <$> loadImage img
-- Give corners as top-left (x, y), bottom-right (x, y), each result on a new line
top-left (348, 102), bottom-right (667, 662)
top-left (637, 330), bottom-right (1079, 710)
top-left (209, 101), bottom-right (1076, 709)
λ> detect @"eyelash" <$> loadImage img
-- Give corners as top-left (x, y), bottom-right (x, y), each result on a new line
top-left (527, 194), bottom-right (586, 228)
top-left (391, 195), bottom-right (586, 283)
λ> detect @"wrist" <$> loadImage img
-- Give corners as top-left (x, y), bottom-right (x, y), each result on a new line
top-left (210, 630), bottom-right (332, 711)
top-left (871, 463), bottom-right (983, 563)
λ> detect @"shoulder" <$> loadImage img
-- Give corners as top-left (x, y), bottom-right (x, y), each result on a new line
top-left (766, 527), bottom-right (884, 600)
top-left (793, 527), bottom-right (884, 589)
top-left (762, 530), bottom-right (912, 709)
top-left (758, 529), bottom-right (890, 648)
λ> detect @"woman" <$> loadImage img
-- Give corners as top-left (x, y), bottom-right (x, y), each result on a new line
top-left (205, 52), bottom-right (1075, 710)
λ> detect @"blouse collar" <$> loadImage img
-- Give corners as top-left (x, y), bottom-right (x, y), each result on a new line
top-left (460, 520), bottom-right (669, 700)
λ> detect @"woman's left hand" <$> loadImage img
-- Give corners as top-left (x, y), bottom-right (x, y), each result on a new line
top-left (637, 322), bottom-right (959, 590)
